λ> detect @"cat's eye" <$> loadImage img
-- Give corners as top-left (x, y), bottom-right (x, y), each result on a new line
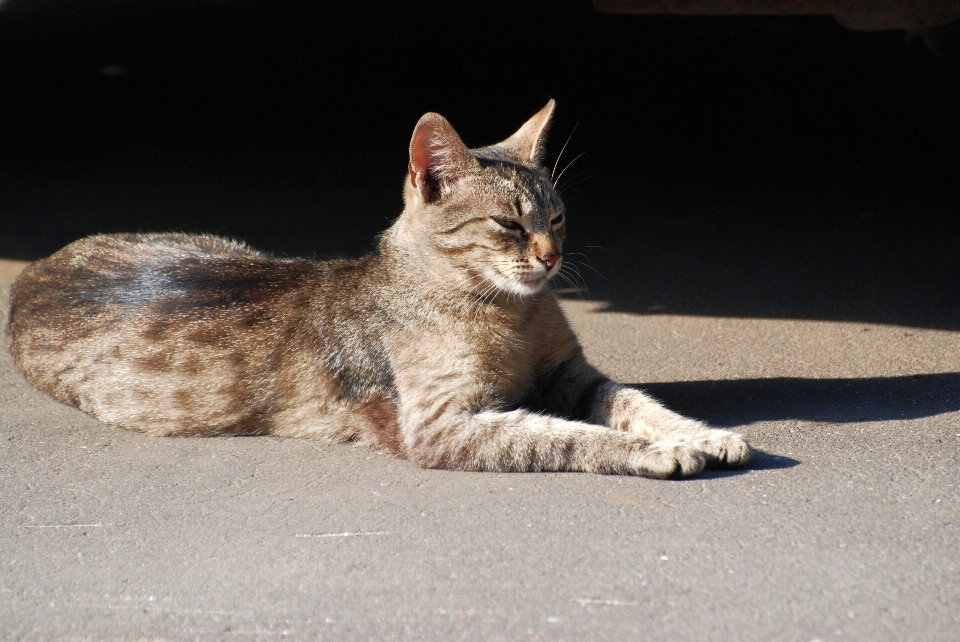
top-left (492, 217), bottom-right (524, 232)
top-left (550, 214), bottom-right (564, 226)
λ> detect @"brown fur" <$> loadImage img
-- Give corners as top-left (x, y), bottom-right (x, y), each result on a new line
top-left (6, 101), bottom-right (751, 478)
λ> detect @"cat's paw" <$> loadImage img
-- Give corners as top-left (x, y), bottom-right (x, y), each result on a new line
top-left (627, 440), bottom-right (706, 479)
top-left (689, 429), bottom-right (752, 468)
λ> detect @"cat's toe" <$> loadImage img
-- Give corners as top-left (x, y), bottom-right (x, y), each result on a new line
top-left (628, 441), bottom-right (706, 479)
top-left (692, 429), bottom-right (753, 468)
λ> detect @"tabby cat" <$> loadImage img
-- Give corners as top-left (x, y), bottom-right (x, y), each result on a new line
top-left (6, 101), bottom-right (751, 478)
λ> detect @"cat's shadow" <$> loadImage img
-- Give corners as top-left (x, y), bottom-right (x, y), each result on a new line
top-left (634, 372), bottom-right (960, 427)
top-left (632, 373), bottom-right (960, 479)
top-left (698, 449), bottom-right (798, 479)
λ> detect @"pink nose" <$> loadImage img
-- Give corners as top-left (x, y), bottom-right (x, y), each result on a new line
top-left (540, 254), bottom-right (561, 270)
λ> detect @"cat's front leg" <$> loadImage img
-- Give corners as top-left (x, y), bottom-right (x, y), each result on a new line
top-left (590, 382), bottom-right (752, 468)
top-left (402, 407), bottom-right (707, 479)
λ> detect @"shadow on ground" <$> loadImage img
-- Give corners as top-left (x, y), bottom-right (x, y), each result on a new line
top-left (692, 450), bottom-right (800, 480)
top-left (637, 372), bottom-right (960, 427)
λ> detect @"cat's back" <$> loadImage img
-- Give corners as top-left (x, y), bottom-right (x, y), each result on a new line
top-left (8, 232), bottom-right (312, 346)
top-left (10, 232), bottom-right (274, 313)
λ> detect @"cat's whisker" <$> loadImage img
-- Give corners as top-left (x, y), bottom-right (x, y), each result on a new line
top-left (559, 264), bottom-right (587, 290)
top-left (454, 274), bottom-right (494, 311)
top-left (444, 274), bottom-right (480, 293)
top-left (432, 268), bottom-right (509, 314)
top-left (565, 251), bottom-right (595, 265)
top-left (567, 258), bottom-right (605, 281)
top-left (553, 151), bottom-right (585, 191)
top-left (562, 261), bottom-right (588, 286)
top-left (557, 265), bottom-right (588, 297)
top-left (552, 271), bottom-right (584, 299)
top-left (473, 285), bottom-right (496, 312)
top-left (551, 122), bottom-right (579, 182)
top-left (564, 252), bottom-right (600, 279)
top-left (556, 176), bottom-right (590, 199)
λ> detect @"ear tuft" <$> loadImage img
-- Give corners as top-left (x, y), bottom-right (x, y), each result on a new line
top-left (494, 99), bottom-right (556, 166)
top-left (409, 113), bottom-right (474, 203)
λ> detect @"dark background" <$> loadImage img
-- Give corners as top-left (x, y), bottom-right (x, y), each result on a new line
top-left (2, 0), bottom-right (958, 328)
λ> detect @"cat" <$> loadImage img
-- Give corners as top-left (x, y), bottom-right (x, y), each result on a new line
top-left (5, 100), bottom-right (751, 478)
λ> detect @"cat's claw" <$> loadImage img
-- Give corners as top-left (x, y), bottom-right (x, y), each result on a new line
top-left (690, 429), bottom-right (753, 468)
top-left (629, 440), bottom-right (706, 479)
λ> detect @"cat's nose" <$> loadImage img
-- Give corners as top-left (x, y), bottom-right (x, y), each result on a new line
top-left (539, 254), bottom-right (561, 270)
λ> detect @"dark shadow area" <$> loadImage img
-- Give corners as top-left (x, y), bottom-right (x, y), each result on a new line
top-left (687, 450), bottom-right (800, 481)
top-left (637, 373), bottom-right (960, 427)
top-left (1, 1), bottom-right (958, 327)
top-left (666, 451), bottom-right (800, 482)
top-left (742, 451), bottom-right (800, 471)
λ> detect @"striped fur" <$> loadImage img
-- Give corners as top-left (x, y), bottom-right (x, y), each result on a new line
top-left (6, 101), bottom-right (751, 478)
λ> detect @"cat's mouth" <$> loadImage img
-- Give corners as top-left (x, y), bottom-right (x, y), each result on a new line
top-left (482, 263), bottom-right (558, 297)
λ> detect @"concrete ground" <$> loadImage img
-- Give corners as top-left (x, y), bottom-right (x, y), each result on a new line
top-left (2, 2), bottom-right (959, 640)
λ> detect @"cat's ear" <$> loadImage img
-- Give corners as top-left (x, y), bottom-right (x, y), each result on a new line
top-left (408, 113), bottom-right (476, 204)
top-left (495, 99), bottom-right (556, 166)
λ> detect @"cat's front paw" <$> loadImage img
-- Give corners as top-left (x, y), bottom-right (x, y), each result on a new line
top-left (627, 440), bottom-right (706, 479)
top-left (690, 429), bottom-right (752, 468)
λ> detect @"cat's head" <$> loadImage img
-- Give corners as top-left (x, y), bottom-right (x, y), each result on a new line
top-left (395, 101), bottom-right (565, 298)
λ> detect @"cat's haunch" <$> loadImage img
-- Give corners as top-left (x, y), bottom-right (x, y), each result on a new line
top-left (6, 101), bottom-right (751, 478)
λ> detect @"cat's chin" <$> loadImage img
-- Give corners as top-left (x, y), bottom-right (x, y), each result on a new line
top-left (483, 268), bottom-right (550, 297)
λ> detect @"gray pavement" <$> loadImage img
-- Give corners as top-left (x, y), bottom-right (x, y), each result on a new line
top-left (3, 259), bottom-right (958, 641)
